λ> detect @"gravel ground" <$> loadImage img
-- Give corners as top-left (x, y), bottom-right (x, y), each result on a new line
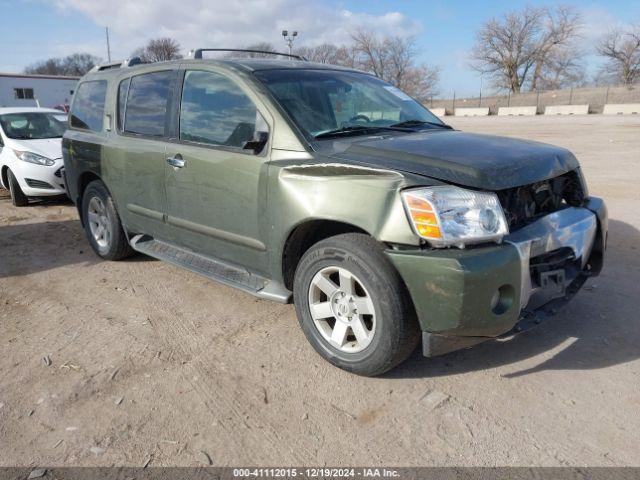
top-left (0, 114), bottom-right (639, 467)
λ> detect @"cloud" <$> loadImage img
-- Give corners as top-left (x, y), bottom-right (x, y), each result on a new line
top-left (52, 0), bottom-right (422, 58)
top-left (579, 5), bottom-right (624, 44)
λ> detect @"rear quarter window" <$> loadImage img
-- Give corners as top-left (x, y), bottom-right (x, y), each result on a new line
top-left (70, 80), bottom-right (107, 132)
top-left (124, 71), bottom-right (174, 137)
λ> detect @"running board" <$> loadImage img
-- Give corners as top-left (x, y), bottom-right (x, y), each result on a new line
top-left (130, 235), bottom-right (291, 303)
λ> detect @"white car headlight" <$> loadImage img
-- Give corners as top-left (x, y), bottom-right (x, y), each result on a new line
top-left (401, 186), bottom-right (509, 247)
top-left (13, 150), bottom-right (56, 166)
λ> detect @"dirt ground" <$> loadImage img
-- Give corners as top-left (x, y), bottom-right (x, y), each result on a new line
top-left (1, 115), bottom-right (639, 467)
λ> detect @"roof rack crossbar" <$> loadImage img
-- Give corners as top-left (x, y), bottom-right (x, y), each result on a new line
top-left (91, 57), bottom-right (144, 72)
top-left (188, 48), bottom-right (306, 61)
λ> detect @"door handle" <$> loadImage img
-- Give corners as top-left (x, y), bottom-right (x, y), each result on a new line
top-left (166, 154), bottom-right (185, 168)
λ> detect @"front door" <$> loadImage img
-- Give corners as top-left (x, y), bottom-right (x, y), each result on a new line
top-left (163, 68), bottom-right (271, 274)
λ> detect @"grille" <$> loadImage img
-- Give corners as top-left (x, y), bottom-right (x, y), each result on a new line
top-left (25, 178), bottom-right (54, 189)
top-left (497, 170), bottom-right (585, 231)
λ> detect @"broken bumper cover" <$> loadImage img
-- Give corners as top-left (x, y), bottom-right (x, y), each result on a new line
top-left (386, 197), bottom-right (607, 357)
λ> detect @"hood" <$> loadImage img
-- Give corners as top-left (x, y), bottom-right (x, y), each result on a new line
top-left (6, 137), bottom-right (63, 160)
top-left (329, 130), bottom-right (579, 190)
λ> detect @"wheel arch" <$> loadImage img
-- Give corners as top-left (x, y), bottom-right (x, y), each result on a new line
top-left (281, 219), bottom-right (370, 291)
top-left (0, 165), bottom-right (8, 190)
top-left (76, 171), bottom-right (104, 225)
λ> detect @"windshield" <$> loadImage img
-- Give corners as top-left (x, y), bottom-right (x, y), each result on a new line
top-left (253, 69), bottom-right (444, 139)
top-left (0, 112), bottom-right (67, 140)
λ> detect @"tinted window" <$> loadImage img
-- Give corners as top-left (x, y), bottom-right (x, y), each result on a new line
top-left (125, 71), bottom-right (173, 136)
top-left (117, 78), bottom-right (130, 131)
top-left (254, 69), bottom-right (443, 138)
top-left (180, 70), bottom-right (260, 148)
top-left (70, 80), bottom-right (107, 131)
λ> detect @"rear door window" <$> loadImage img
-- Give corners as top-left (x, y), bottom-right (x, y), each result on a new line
top-left (70, 80), bottom-right (107, 131)
top-left (124, 71), bottom-right (174, 137)
top-left (179, 70), bottom-right (261, 148)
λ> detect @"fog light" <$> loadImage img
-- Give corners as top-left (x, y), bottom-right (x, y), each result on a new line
top-left (490, 285), bottom-right (515, 315)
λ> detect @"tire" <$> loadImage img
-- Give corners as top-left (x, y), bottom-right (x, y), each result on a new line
top-left (7, 169), bottom-right (28, 207)
top-left (293, 233), bottom-right (420, 376)
top-left (81, 180), bottom-right (133, 260)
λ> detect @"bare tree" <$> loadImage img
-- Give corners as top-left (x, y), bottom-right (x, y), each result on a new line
top-left (24, 53), bottom-right (100, 76)
top-left (471, 6), bottom-right (581, 92)
top-left (536, 47), bottom-right (586, 90)
top-left (296, 44), bottom-right (341, 63)
top-left (351, 29), bottom-right (388, 78)
top-left (132, 38), bottom-right (183, 63)
top-left (470, 7), bottom-right (542, 92)
top-left (530, 6), bottom-right (582, 90)
top-left (350, 31), bottom-right (439, 99)
top-left (399, 64), bottom-right (440, 100)
top-left (332, 45), bottom-right (359, 69)
top-left (597, 25), bottom-right (640, 86)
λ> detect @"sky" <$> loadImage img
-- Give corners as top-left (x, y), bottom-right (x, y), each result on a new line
top-left (1, 0), bottom-right (638, 97)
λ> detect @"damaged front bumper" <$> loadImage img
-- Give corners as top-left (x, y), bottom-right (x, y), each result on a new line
top-left (386, 197), bottom-right (607, 357)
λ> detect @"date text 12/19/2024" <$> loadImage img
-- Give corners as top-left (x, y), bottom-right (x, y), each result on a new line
top-left (233, 468), bottom-right (400, 478)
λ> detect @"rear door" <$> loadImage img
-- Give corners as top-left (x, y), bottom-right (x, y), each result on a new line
top-left (109, 68), bottom-right (178, 237)
top-left (163, 67), bottom-right (271, 273)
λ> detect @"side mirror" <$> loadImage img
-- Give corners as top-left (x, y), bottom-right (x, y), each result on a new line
top-left (243, 131), bottom-right (268, 155)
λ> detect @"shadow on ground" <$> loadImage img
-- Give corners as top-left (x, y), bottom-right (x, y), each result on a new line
top-left (27, 194), bottom-right (74, 207)
top-left (0, 218), bottom-right (153, 278)
top-left (388, 219), bottom-right (640, 379)
top-left (0, 219), bottom-right (98, 278)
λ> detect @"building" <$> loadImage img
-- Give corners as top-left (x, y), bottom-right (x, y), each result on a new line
top-left (0, 73), bottom-right (79, 109)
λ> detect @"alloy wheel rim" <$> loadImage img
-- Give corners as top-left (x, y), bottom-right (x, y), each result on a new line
top-left (87, 197), bottom-right (111, 249)
top-left (308, 266), bottom-right (376, 353)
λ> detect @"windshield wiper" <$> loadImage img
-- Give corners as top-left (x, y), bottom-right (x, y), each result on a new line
top-left (389, 119), bottom-right (453, 129)
top-left (314, 124), bottom-right (411, 140)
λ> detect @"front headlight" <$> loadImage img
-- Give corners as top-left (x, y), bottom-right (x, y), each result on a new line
top-left (401, 186), bottom-right (509, 248)
top-left (13, 150), bottom-right (56, 166)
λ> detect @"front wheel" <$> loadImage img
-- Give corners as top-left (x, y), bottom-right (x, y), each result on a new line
top-left (7, 169), bottom-right (28, 207)
top-left (81, 180), bottom-right (133, 260)
top-left (293, 233), bottom-right (420, 376)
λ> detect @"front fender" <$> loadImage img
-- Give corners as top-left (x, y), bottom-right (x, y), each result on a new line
top-left (265, 159), bottom-right (427, 282)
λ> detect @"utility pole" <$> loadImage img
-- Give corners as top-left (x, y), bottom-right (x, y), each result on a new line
top-left (281, 30), bottom-right (298, 57)
top-left (105, 27), bottom-right (112, 62)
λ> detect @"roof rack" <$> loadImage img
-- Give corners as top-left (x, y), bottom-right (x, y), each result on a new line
top-left (91, 57), bottom-right (144, 72)
top-left (188, 48), bottom-right (306, 61)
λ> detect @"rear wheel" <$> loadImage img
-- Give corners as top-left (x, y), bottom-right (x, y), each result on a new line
top-left (293, 233), bottom-right (420, 376)
top-left (7, 169), bottom-right (28, 207)
top-left (81, 180), bottom-right (133, 260)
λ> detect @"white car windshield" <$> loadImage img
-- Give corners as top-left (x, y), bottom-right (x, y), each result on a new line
top-left (0, 112), bottom-right (67, 140)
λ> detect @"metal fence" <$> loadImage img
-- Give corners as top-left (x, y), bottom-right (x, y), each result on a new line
top-left (428, 85), bottom-right (640, 115)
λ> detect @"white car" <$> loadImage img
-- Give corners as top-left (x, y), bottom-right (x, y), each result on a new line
top-left (0, 107), bottom-right (68, 206)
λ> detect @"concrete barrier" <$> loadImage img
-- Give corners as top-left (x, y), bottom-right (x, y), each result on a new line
top-left (430, 107), bottom-right (446, 117)
top-left (603, 104), bottom-right (640, 115)
top-left (544, 104), bottom-right (589, 115)
top-left (498, 106), bottom-right (537, 116)
top-left (454, 107), bottom-right (489, 117)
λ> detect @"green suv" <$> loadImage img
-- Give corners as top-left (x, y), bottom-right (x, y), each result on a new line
top-left (62, 50), bottom-right (607, 376)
